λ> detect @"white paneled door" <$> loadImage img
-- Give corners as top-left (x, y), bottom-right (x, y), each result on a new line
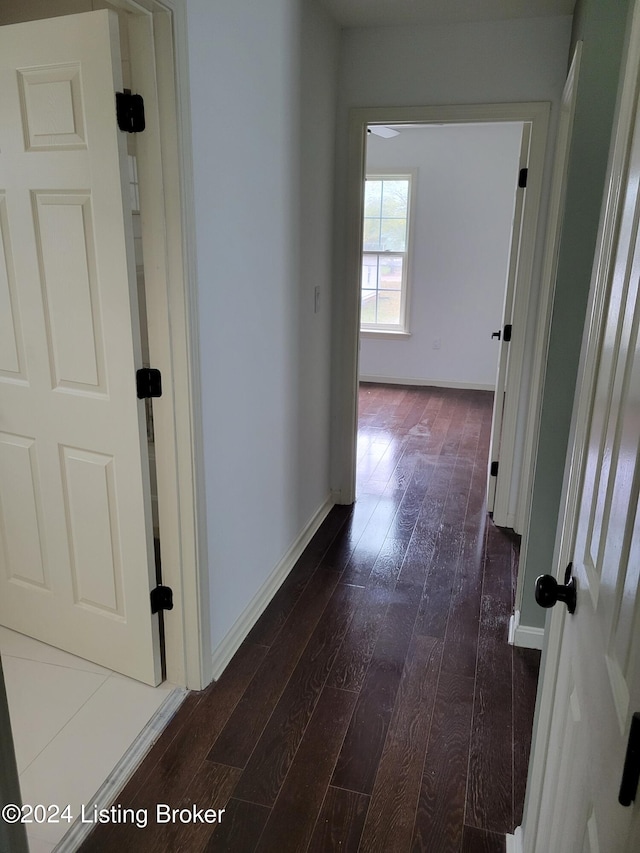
top-left (0, 11), bottom-right (162, 685)
top-left (527, 9), bottom-right (640, 849)
top-left (486, 123), bottom-right (529, 522)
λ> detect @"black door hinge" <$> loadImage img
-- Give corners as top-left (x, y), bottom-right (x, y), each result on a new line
top-left (518, 168), bottom-right (528, 188)
top-left (116, 89), bottom-right (145, 133)
top-left (490, 460), bottom-right (499, 477)
top-left (150, 585), bottom-right (173, 614)
top-left (136, 367), bottom-right (162, 399)
top-left (503, 324), bottom-right (512, 342)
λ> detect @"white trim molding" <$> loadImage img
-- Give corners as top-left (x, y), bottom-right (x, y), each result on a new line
top-left (135, 0), bottom-right (211, 691)
top-left (509, 610), bottom-right (545, 650)
top-left (210, 498), bottom-right (334, 680)
top-left (360, 330), bottom-right (411, 340)
top-left (506, 826), bottom-right (524, 853)
top-left (516, 42), bottom-right (583, 535)
top-left (360, 376), bottom-right (494, 391)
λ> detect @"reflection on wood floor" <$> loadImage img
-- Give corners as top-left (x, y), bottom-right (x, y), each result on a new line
top-left (81, 383), bottom-right (540, 853)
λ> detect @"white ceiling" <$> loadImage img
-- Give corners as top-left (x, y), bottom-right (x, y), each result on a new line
top-left (316, 0), bottom-right (575, 28)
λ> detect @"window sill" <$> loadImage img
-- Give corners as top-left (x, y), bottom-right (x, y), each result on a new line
top-left (360, 329), bottom-right (411, 340)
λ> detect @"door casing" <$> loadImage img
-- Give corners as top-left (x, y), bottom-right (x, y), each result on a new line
top-left (334, 102), bottom-right (549, 536)
top-left (103, 0), bottom-right (211, 690)
top-left (514, 43), bottom-right (583, 645)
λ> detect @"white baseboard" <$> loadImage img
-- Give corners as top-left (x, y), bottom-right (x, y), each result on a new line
top-left (509, 610), bottom-right (545, 650)
top-left (210, 496), bottom-right (334, 680)
top-left (359, 375), bottom-right (495, 391)
top-left (54, 687), bottom-right (187, 852)
top-left (506, 825), bottom-right (523, 853)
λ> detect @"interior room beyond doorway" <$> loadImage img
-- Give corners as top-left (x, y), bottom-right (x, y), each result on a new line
top-left (359, 121), bottom-right (523, 392)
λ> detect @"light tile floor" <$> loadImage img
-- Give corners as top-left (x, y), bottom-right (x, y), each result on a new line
top-left (0, 627), bottom-right (177, 852)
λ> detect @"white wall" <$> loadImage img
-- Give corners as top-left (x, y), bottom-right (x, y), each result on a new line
top-left (186, 0), bottom-right (339, 653)
top-left (331, 15), bottom-right (573, 508)
top-left (361, 123), bottom-right (522, 388)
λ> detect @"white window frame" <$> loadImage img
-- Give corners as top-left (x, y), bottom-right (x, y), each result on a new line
top-left (360, 169), bottom-right (416, 336)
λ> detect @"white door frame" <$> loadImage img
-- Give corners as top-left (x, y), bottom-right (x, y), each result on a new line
top-left (516, 42), bottom-right (583, 540)
top-left (334, 102), bottom-right (550, 515)
top-left (2, 0), bottom-right (210, 690)
top-left (513, 43), bottom-right (582, 643)
top-left (110, 0), bottom-right (210, 690)
top-left (519, 5), bottom-right (640, 848)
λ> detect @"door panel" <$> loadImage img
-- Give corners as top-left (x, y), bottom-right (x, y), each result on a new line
top-left (0, 195), bottom-right (24, 379)
top-left (0, 434), bottom-right (46, 588)
top-left (34, 192), bottom-right (106, 391)
top-left (0, 11), bottom-right (161, 685)
top-left (487, 124), bottom-right (529, 518)
top-left (529, 13), bottom-right (640, 847)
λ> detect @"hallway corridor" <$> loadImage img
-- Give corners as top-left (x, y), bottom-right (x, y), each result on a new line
top-left (80, 384), bottom-right (540, 853)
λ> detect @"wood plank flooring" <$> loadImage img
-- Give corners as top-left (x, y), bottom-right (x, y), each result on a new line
top-left (79, 384), bottom-right (540, 853)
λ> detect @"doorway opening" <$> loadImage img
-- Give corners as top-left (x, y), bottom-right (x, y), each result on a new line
top-left (356, 117), bottom-right (525, 525)
top-left (357, 118), bottom-right (524, 437)
top-left (334, 104), bottom-right (549, 531)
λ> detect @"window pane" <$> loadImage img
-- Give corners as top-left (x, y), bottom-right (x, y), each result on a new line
top-left (376, 290), bottom-right (402, 325)
top-left (381, 180), bottom-right (409, 217)
top-left (361, 291), bottom-right (377, 324)
top-left (363, 217), bottom-right (381, 250)
top-left (364, 180), bottom-right (382, 216)
top-left (362, 254), bottom-right (379, 288)
top-left (380, 218), bottom-right (407, 251)
top-left (361, 175), bottom-right (411, 330)
top-left (379, 256), bottom-right (403, 291)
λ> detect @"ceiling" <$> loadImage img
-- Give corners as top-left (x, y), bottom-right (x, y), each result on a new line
top-left (316, 0), bottom-right (575, 28)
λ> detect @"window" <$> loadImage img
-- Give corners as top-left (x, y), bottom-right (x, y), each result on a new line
top-left (361, 173), bottom-right (413, 333)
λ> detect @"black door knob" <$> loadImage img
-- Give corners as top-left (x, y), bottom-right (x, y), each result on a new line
top-left (535, 567), bottom-right (577, 614)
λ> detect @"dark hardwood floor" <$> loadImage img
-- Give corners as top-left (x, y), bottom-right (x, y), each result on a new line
top-left (79, 384), bottom-right (540, 853)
